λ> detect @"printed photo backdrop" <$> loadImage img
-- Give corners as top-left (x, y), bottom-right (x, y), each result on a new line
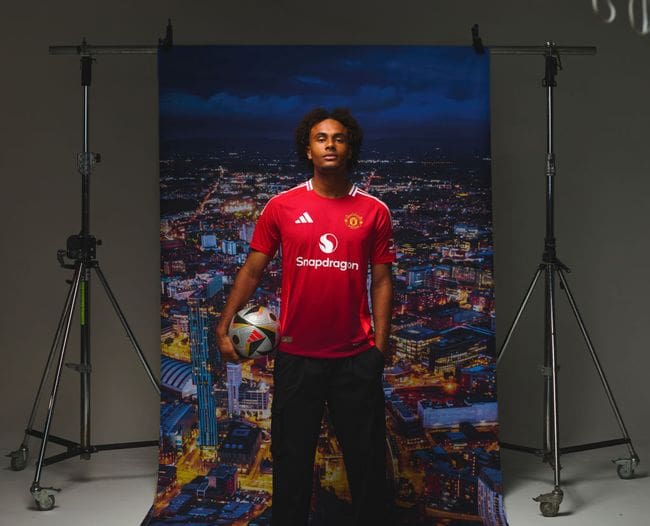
top-left (143, 46), bottom-right (507, 526)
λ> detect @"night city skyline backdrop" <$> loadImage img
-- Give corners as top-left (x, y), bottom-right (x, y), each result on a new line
top-left (146, 46), bottom-right (506, 526)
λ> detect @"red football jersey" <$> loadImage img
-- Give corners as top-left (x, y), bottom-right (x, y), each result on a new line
top-left (250, 178), bottom-right (396, 358)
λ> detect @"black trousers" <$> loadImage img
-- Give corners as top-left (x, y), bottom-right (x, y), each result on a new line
top-left (271, 347), bottom-right (388, 526)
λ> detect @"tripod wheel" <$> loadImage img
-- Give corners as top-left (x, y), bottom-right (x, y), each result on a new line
top-left (34, 493), bottom-right (55, 511)
top-left (8, 448), bottom-right (28, 471)
top-left (540, 501), bottom-right (560, 517)
top-left (616, 462), bottom-right (635, 480)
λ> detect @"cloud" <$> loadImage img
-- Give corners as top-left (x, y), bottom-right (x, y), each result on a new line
top-left (161, 91), bottom-right (303, 118)
top-left (295, 76), bottom-right (334, 87)
top-left (159, 46), bottom-right (490, 141)
top-left (354, 85), bottom-right (403, 111)
top-left (162, 83), bottom-right (403, 121)
top-left (446, 81), bottom-right (478, 102)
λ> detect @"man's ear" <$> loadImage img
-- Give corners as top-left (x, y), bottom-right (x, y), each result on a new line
top-left (306, 146), bottom-right (312, 160)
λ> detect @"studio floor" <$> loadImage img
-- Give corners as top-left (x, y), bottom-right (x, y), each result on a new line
top-left (0, 434), bottom-right (647, 525)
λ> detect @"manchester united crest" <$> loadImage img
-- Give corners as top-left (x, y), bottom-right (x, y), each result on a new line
top-left (344, 212), bottom-right (364, 229)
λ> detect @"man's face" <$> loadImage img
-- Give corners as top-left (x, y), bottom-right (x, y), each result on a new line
top-left (306, 118), bottom-right (351, 172)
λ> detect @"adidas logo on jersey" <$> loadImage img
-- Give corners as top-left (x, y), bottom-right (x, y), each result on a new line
top-left (295, 212), bottom-right (314, 224)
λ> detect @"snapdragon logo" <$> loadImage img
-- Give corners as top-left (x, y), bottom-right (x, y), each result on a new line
top-left (319, 233), bottom-right (338, 254)
top-left (295, 232), bottom-right (360, 271)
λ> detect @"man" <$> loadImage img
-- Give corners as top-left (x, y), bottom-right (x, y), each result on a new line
top-left (217, 108), bottom-right (395, 526)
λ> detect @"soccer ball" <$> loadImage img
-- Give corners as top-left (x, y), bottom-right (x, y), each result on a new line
top-left (228, 305), bottom-right (279, 359)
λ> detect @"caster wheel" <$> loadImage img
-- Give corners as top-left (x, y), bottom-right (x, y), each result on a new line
top-left (534, 489), bottom-right (563, 517)
top-left (11, 455), bottom-right (27, 471)
top-left (540, 501), bottom-right (559, 517)
top-left (8, 449), bottom-right (28, 471)
top-left (35, 493), bottom-right (55, 511)
top-left (617, 462), bottom-right (635, 479)
top-left (11, 451), bottom-right (27, 471)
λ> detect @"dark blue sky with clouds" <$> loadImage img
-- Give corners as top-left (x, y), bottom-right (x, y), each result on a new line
top-left (159, 46), bottom-right (490, 151)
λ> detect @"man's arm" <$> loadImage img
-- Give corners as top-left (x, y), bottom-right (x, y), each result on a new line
top-left (216, 250), bottom-right (272, 362)
top-left (370, 263), bottom-right (393, 354)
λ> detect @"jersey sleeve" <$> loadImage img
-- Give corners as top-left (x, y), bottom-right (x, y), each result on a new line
top-left (371, 205), bottom-right (396, 264)
top-left (250, 198), bottom-right (281, 257)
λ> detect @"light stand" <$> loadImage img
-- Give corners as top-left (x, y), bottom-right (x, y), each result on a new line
top-left (7, 23), bottom-right (172, 511)
top-left (477, 35), bottom-right (640, 517)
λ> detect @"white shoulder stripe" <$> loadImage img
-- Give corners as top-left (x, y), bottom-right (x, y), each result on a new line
top-left (354, 188), bottom-right (392, 214)
top-left (260, 182), bottom-right (308, 215)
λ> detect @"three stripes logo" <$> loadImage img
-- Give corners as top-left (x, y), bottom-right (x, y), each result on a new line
top-left (295, 211), bottom-right (314, 224)
top-left (247, 329), bottom-right (264, 343)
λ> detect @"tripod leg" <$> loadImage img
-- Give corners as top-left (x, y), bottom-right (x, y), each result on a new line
top-left (557, 269), bottom-right (640, 470)
top-left (80, 267), bottom-right (91, 458)
top-left (548, 270), bottom-right (562, 488)
top-left (542, 267), bottom-right (560, 466)
top-left (544, 268), bottom-right (551, 459)
top-left (8, 277), bottom-right (76, 471)
top-left (533, 266), bottom-right (564, 515)
top-left (92, 264), bottom-right (160, 394)
top-left (30, 261), bottom-right (84, 510)
top-left (497, 266), bottom-right (544, 364)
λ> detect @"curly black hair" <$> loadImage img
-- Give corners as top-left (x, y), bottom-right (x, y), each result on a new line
top-left (294, 107), bottom-right (363, 171)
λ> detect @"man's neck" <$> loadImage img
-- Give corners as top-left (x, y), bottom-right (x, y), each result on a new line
top-left (311, 171), bottom-right (352, 199)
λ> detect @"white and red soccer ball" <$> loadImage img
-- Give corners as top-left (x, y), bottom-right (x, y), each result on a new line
top-left (228, 305), bottom-right (279, 359)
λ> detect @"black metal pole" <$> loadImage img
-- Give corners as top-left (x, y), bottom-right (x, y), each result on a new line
top-left (80, 54), bottom-right (92, 459)
top-left (543, 42), bottom-right (558, 470)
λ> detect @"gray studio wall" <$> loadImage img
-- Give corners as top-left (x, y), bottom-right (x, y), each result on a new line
top-left (2, 0), bottom-right (648, 460)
